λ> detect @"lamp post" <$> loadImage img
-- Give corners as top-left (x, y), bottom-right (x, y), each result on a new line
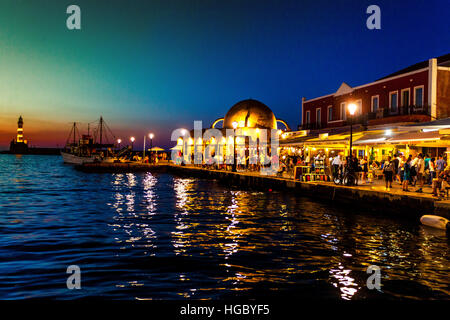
top-left (347, 103), bottom-right (357, 161)
top-left (149, 133), bottom-right (154, 163)
top-left (130, 136), bottom-right (135, 151)
top-left (256, 128), bottom-right (260, 169)
top-left (232, 121), bottom-right (238, 172)
top-left (117, 138), bottom-right (122, 149)
top-left (143, 135), bottom-right (146, 160)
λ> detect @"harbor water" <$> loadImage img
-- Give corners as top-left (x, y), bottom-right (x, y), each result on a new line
top-left (0, 155), bottom-right (448, 299)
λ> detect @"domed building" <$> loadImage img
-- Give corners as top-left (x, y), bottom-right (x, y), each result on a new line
top-left (212, 99), bottom-right (289, 130)
top-left (173, 99), bottom-right (290, 166)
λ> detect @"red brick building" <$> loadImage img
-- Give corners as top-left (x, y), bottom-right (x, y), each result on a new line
top-left (301, 53), bottom-right (450, 131)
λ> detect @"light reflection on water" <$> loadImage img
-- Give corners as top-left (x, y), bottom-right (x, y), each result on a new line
top-left (0, 155), bottom-right (448, 300)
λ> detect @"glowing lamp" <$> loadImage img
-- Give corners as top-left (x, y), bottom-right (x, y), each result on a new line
top-left (347, 103), bottom-right (357, 116)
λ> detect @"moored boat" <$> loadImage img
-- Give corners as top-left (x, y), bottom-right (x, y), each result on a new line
top-left (61, 151), bottom-right (100, 165)
top-left (61, 117), bottom-right (117, 165)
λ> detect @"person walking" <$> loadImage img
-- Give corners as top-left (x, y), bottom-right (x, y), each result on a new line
top-left (402, 155), bottom-right (412, 191)
top-left (429, 157), bottom-right (436, 185)
top-left (392, 154), bottom-right (400, 183)
top-left (410, 154), bottom-right (419, 186)
top-left (415, 153), bottom-right (425, 193)
top-left (383, 156), bottom-right (394, 191)
top-left (397, 154), bottom-right (404, 184)
top-left (360, 157), bottom-right (368, 184)
top-left (331, 154), bottom-right (342, 180)
top-left (436, 154), bottom-right (446, 178)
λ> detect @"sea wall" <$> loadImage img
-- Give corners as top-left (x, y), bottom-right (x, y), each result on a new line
top-left (169, 165), bottom-right (444, 219)
top-left (75, 162), bottom-right (450, 219)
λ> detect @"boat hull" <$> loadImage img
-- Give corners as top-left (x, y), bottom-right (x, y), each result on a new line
top-left (61, 151), bottom-right (97, 165)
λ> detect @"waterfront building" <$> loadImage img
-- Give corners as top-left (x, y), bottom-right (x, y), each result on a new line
top-left (301, 53), bottom-right (450, 131)
top-left (279, 54), bottom-right (450, 162)
top-left (9, 116), bottom-right (28, 154)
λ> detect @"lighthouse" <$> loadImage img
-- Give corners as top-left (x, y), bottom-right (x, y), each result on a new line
top-left (17, 116), bottom-right (24, 143)
top-left (9, 116), bottom-right (29, 154)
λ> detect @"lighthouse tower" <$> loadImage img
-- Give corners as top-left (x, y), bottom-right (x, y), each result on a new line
top-left (9, 116), bottom-right (28, 154)
top-left (17, 116), bottom-right (24, 143)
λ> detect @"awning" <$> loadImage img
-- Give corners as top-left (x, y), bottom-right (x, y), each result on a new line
top-left (280, 134), bottom-right (318, 146)
top-left (387, 131), bottom-right (443, 144)
top-left (149, 147), bottom-right (165, 151)
top-left (353, 133), bottom-right (392, 145)
top-left (397, 117), bottom-right (450, 131)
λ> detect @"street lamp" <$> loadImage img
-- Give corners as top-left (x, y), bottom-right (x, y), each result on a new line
top-left (148, 133), bottom-right (154, 163)
top-left (232, 121), bottom-right (238, 172)
top-left (117, 138), bottom-right (122, 149)
top-left (130, 136), bottom-right (135, 151)
top-left (347, 103), bottom-right (357, 161)
top-left (256, 128), bottom-right (260, 167)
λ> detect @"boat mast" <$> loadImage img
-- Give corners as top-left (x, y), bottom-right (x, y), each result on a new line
top-left (99, 116), bottom-right (103, 146)
top-left (73, 122), bottom-right (76, 145)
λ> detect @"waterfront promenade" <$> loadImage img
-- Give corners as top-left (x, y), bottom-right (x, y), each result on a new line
top-left (75, 162), bottom-right (450, 219)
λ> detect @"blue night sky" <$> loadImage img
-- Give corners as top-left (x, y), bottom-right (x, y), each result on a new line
top-left (0, 0), bottom-right (449, 148)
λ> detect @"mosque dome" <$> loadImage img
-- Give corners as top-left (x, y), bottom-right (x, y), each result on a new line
top-left (222, 99), bottom-right (277, 129)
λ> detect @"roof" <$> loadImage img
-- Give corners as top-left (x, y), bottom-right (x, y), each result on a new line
top-left (377, 53), bottom-right (450, 80)
top-left (303, 53), bottom-right (450, 103)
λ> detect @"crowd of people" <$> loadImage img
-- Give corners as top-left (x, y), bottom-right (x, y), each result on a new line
top-left (174, 148), bottom-right (450, 198)
top-left (328, 152), bottom-right (450, 197)
top-left (281, 151), bottom-right (450, 197)
top-left (130, 151), bottom-right (167, 164)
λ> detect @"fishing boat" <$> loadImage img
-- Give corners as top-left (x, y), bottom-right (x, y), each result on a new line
top-left (61, 117), bottom-right (117, 165)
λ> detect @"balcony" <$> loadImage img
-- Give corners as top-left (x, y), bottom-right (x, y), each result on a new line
top-left (299, 105), bottom-right (430, 131)
top-left (368, 104), bottom-right (430, 120)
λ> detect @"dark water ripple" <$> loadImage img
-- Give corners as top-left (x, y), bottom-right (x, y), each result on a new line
top-left (0, 155), bottom-right (448, 300)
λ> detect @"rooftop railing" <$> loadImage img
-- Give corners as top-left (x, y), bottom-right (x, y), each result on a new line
top-left (368, 104), bottom-right (430, 120)
top-left (299, 105), bottom-right (431, 130)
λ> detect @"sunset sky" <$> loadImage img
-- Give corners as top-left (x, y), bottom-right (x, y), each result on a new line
top-left (0, 0), bottom-right (448, 149)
